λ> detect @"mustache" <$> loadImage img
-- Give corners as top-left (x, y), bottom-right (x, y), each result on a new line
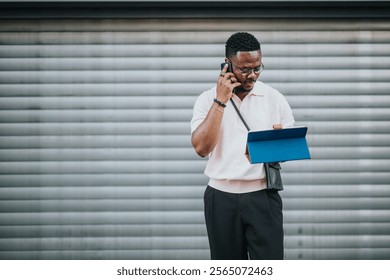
top-left (246, 78), bottom-right (257, 83)
top-left (238, 78), bottom-right (257, 84)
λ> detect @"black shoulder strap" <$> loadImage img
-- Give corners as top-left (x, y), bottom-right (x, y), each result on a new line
top-left (230, 98), bottom-right (251, 131)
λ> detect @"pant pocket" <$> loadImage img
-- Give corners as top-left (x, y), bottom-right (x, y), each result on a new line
top-left (266, 190), bottom-right (283, 221)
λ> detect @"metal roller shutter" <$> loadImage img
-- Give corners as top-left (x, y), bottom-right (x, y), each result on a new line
top-left (0, 17), bottom-right (390, 259)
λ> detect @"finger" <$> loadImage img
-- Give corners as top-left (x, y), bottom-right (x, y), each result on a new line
top-left (225, 74), bottom-right (238, 84)
top-left (220, 63), bottom-right (229, 77)
top-left (230, 82), bottom-right (242, 90)
top-left (224, 72), bottom-right (237, 80)
top-left (223, 77), bottom-right (234, 86)
top-left (227, 75), bottom-right (238, 83)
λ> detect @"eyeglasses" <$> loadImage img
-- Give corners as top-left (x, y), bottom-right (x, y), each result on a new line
top-left (230, 61), bottom-right (264, 76)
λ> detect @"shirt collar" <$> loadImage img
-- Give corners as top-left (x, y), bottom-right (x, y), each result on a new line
top-left (248, 81), bottom-right (264, 96)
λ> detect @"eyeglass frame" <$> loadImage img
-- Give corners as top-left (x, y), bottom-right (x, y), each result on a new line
top-left (228, 60), bottom-right (265, 76)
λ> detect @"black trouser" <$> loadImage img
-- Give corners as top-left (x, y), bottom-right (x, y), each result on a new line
top-left (203, 185), bottom-right (284, 260)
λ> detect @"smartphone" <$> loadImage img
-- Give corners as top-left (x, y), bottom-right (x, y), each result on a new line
top-left (220, 62), bottom-right (233, 73)
top-left (220, 62), bottom-right (237, 94)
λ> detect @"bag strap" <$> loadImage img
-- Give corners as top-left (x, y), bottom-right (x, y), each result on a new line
top-left (230, 97), bottom-right (283, 190)
top-left (230, 98), bottom-right (251, 131)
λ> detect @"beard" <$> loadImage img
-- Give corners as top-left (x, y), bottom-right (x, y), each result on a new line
top-left (235, 78), bottom-right (257, 94)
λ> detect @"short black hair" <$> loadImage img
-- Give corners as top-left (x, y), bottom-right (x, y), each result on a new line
top-left (225, 32), bottom-right (261, 58)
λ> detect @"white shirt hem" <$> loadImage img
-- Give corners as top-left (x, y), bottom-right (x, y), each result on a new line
top-left (208, 178), bottom-right (267, 194)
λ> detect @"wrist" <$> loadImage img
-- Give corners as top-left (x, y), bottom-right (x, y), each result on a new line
top-left (213, 98), bottom-right (227, 108)
top-left (212, 103), bottom-right (224, 113)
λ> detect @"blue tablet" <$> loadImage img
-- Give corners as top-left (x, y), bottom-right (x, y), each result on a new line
top-left (247, 126), bottom-right (311, 163)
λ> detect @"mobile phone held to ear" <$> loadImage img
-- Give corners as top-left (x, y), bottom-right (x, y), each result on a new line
top-left (220, 62), bottom-right (238, 94)
top-left (221, 62), bottom-right (233, 73)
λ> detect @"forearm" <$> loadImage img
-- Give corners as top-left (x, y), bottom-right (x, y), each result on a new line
top-left (191, 103), bottom-right (225, 157)
top-left (192, 63), bottom-right (241, 157)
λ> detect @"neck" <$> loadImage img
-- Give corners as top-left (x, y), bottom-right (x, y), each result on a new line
top-left (234, 89), bottom-right (251, 100)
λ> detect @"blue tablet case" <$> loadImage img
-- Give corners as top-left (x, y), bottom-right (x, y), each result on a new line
top-left (246, 126), bottom-right (311, 164)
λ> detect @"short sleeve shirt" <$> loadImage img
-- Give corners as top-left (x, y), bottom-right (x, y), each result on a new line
top-left (191, 81), bottom-right (295, 193)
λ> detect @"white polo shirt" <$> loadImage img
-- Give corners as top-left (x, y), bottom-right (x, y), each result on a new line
top-left (190, 81), bottom-right (295, 194)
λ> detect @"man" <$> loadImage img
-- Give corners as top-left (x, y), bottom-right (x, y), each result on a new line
top-left (190, 32), bottom-right (295, 260)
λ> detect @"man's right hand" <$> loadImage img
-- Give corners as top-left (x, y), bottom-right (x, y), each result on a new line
top-left (216, 63), bottom-right (241, 103)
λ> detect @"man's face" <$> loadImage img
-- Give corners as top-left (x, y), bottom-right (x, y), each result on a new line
top-left (228, 50), bottom-right (262, 93)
